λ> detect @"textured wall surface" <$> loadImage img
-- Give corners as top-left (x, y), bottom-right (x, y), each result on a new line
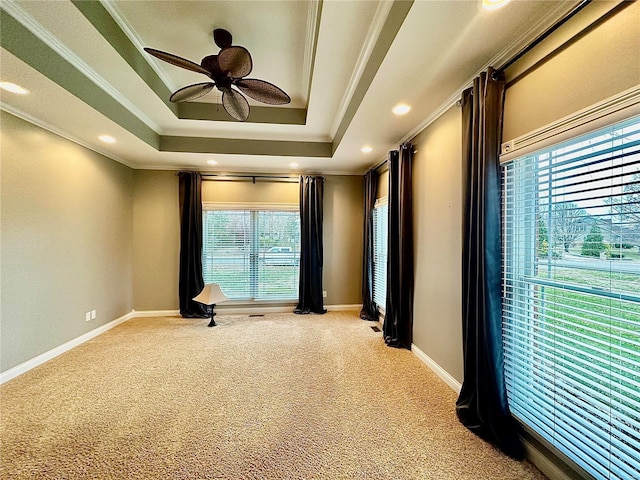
top-left (1, 111), bottom-right (133, 372)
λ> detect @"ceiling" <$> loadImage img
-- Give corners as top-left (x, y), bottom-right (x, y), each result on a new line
top-left (0, 0), bottom-right (579, 175)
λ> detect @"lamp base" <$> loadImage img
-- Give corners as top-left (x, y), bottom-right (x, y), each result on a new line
top-left (208, 304), bottom-right (217, 327)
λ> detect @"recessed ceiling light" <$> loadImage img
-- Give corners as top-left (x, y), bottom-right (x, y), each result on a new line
top-left (0, 82), bottom-right (29, 95)
top-left (98, 135), bottom-right (116, 143)
top-left (481, 0), bottom-right (511, 10)
top-left (361, 146), bottom-right (373, 153)
top-left (290, 162), bottom-right (299, 168)
top-left (392, 103), bottom-right (411, 115)
top-left (207, 160), bottom-right (218, 166)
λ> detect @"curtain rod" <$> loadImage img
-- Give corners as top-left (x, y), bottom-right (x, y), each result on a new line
top-left (497, 0), bottom-right (591, 72)
top-left (175, 173), bottom-right (327, 183)
top-left (201, 174), bottom-right (299, 184)
top-left (373, 158), bottom-right (388, 172)
top-left (371, 142), bottom-right (414, 173)
top-left (365, 0), bottom-right (592, 177)
top-left (175, 172), bottom-right (300, 182)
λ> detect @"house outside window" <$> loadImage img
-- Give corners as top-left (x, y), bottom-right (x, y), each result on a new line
top-left (202, 204), bottom-right (300, 301)
top-left (501, 116), bottom-right (640, 479)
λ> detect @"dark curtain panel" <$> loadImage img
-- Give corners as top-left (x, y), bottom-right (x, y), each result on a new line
top-left (360, 169), bottom-right (378, 321)
top-left (295, 175), bottom-right (326, 315)
top-left (383, 143), bottom-right (413, 348)
top-left (455, 68), bottom-right (523, 459)
top-left (178, 172), bottom-right (208, 318)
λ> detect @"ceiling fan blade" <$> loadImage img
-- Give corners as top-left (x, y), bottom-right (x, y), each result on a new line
top-left (218, 46), bottom-right (252, 78)
top-left (213, 29), bottom-right (233, 49)
top-left (235, 79), bottom-right (291, 105)
top-left (201, 55), bottom-right (222, 76)
top-left (221, 88), bottom-right (250, 121)
top-left (170, 82), bottom-right (215, 102)
top-left (144, 48), bottom-right (211, 76)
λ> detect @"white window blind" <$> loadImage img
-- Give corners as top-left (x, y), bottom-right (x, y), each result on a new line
top-left (502, 116), bottom-right (640, 479)
top-left (373, 198), bottom-right (388, 310)
top-left (202, 207), bottom-right (300, 301)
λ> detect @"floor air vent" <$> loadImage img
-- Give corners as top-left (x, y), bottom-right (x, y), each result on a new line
top-left (370, 325), bottom-right (381, 332)
top-left (249, 314), bottom-right (264, 317)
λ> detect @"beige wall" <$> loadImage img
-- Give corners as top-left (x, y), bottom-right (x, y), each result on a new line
top-left (377, 169), bottom-right (389, 200)
top-left (503, 1), bottom-right (640, 141)
top-left (411, 106), bottom-right (463, 383)
top-left (202, 179), bottom-right (298, 204)
top-left (406, 0), bottom-right (639, 385)
top-left (132, 172), bottom-right (364, 309)
top-left (1, 112), bottom-right (133, 372)
top-left (323, 175), bottom-right (364, 306)
top-left (132, 171), bottom-right (180, 311)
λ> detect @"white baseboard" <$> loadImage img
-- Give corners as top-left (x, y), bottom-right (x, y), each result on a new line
top-left (132, 304), bottom-right (363, 316)
top-left (218, 303), bottom-right (361, 313)
top-left (326, 304), bottom-right (362, 312)
top-left (131, 309), bottom-right (179, 317)
top-left (1, 305), bottom-right (364, 384)
top-left (218, 305), bottom-right (294, 314)
top-left (411, 343), bottom-right (462, 394)
top-left (411, 345), bottom-right (579, 479)
top-left (0, 310), bottom-right (135, 385)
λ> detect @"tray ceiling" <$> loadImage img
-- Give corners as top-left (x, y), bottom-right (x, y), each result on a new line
top-left (0, 0), bottom-right (579, 174)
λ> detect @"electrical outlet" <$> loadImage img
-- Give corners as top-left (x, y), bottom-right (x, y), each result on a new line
top-left (322, 290), bottom-right (327, 298)
top-left (91, 310), bottom-right (96, 320)
top-left (85, 312), bottom-right (91, 322)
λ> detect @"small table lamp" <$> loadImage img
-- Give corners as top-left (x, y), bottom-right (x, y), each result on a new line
top-left (193, 283), bottom-right (228, 327)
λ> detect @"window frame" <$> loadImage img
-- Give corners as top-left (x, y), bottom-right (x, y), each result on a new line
top-left (373, 196), bottom-right (388, 314)
top-left (202, 202), bottom-right (300, 303)
top-left (501, 115), bottom-right (640, 480)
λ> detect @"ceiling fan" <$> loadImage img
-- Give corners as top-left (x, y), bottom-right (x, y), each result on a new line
top-left (144, 28), bottom-right (291, 121)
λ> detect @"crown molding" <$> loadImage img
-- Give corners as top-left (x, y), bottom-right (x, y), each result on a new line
top-left (488, 1), bottom-right (582, 74)
top-left (397, 0), bottom-right (582, 146)
top-left (134, 164), bottom-right (361, 176)
top-left (331, 0), bottom-right (414, 154)
top-left (100, 0), bottom-right (176, 92)
top-left (329, 0), bottom-right (394, 139)
top-left (1, 102), bottom-right (136, 169)
top-left (0, 0), bottom-right (159, 133)
top-left (301, 0), bottom-right (322, 106)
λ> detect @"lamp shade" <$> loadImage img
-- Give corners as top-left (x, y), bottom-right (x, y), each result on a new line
top-left (193, 283), bottom-right (228, 305)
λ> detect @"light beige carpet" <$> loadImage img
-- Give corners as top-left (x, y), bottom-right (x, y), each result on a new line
top-left (0, 312), bottom-right (546, 479)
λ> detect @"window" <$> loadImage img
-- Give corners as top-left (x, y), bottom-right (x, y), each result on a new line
top-left (373, 198), bottom-right (388, 310)
top-left (202, 206), bottom-right (300, 301)
top-left (502, 116), bottom-right (640, 479)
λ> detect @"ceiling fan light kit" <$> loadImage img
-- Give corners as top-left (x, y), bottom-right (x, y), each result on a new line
top-left (144, 28), bottom-right (291, 121)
